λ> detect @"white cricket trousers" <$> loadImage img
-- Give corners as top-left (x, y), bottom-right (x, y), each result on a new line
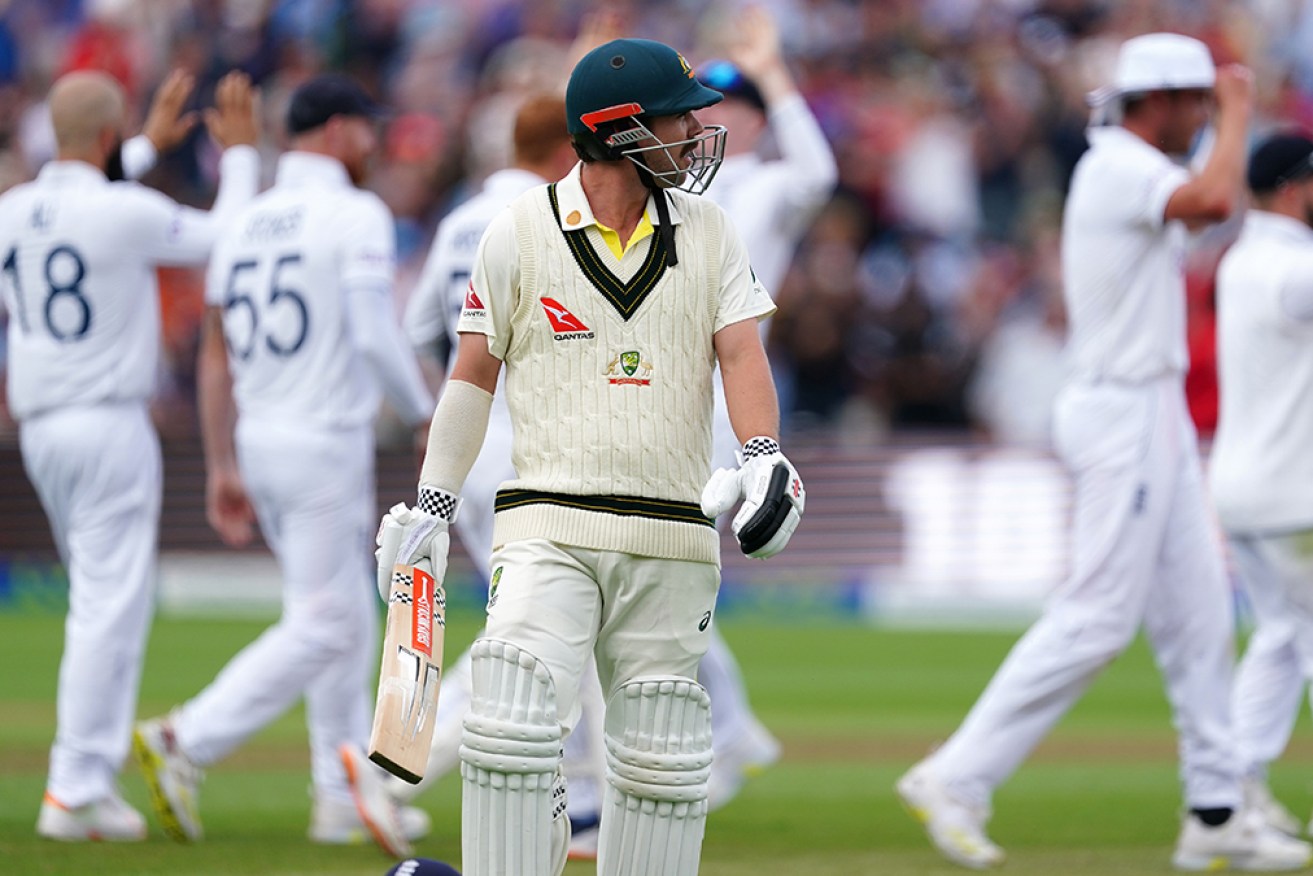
top-left (22, 402), bottom-right (161, 808)
top-left (173, 419), bottom-right (377, 803)
top-left (929, 376), bottom-right (1240, 810)
top-left (1229, 532), bottom-right (1313, 778)
top-left (481, 538), bottom-right (719, 733)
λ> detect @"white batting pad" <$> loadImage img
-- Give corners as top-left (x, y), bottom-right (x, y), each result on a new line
top-left (599, 677), bottom-right (713, 876)
top-left (459, 638), bottom-right (566, 876)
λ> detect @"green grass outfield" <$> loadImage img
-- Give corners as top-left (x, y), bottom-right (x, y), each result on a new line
top-left (3, 612), bottom-right (1310, 875)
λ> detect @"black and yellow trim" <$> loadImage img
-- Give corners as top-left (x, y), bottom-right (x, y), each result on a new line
top-left (495, 489), bottom-right (714, 527)
top-left (548, 184), bottom-right (668, 321)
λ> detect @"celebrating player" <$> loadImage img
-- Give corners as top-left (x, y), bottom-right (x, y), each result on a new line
top-left (896, 34), bottom-right (1313, 871)
top-left (1, 68), bottom-right (260, 842)
top-left (1212, 132), bottom-right (1313, 837)
top-left (376, 37), bottom-right (804, 876)
top-left (133, 73), bottom-right (433, 856)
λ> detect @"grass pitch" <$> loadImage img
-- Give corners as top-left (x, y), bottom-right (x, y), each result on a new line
top-left (2, 611), bottom-right (1310, 874)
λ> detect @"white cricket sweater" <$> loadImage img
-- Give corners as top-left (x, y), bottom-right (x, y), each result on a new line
top-left (460, 163), bottom-right (774, 563)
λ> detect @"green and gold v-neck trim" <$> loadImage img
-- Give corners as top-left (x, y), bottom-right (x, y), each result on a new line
top-left (547, 183), bottom-right (668, 321)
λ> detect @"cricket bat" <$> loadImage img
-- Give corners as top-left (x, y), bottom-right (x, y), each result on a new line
top-left (368, 561), bottom-right (446, 783)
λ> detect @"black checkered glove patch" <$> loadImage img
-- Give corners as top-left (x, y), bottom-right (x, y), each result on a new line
top-left (417, 485), bottom-right (461, 523)
top-left (742, 436), bottom-right (781, 460)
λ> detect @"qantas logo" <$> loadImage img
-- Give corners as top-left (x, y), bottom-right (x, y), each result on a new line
top-left (462, 283), bottom-right (486, 316)
top-left (540, 297), bottom-right (595, 341)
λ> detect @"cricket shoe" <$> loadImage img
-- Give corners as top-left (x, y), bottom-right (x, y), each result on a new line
top-left (896, 761), bottom-right (1004, 870)
top-left (707, 717), bottom-right (782, 811)
top-left (310, 795), bottom-right (432, 845)
top-left (36, 791), bottom-right (147, 842)
top-left (567, 813), bottom-right (600, 862)
top-left (133, 715), bottom-right (204, 842)
top-left (340, 743), bottom-right (413, 857)
top-left (1243, 777), bottom-right (1303, 838)
top-left (1173, 810), bottom-right (1312, 871)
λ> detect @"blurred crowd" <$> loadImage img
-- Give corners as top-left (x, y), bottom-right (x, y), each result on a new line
top-left (1, 0), bottom-right (1312, 446)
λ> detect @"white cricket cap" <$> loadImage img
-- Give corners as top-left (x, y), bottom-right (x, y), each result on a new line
top-left (1087, 33), bottom-right (1216, 107)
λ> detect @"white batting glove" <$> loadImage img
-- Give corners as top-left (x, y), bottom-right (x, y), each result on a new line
top-left (375, 485), bottom-right (461, 601)
top-left (700, 436), bottom-right (805, 559)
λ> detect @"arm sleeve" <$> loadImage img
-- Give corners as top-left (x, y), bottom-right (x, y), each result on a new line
top-left (405, 222), bottom-right (456, 352)
top-left (342, 195), bottom-right (434, 427)
top-left (128, 144), bottom-right (260, 265)
top-left (767, 93), bottom-right (838, 230)
top-left (714, 209), bottom-right (776, 331)
top-left (1133, 159), bottom-right (1190, 230)
top-left (120, 134), bottom-right (159, 181)
top-left (457, 209), bottom-right (519, 360)
top-left (1279, 251), bottom-right (1313, 322)
top-left (418, 378), bottom-right (494, 493)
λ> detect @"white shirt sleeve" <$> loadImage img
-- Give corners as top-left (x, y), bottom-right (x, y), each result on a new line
top-left (1135, 160), bottom-right (1190, 230)
top-left (1279, 250), bottom-right (1313, 322)
top-left (459, 208), bottom-right (518, 360)
top-left (340, 194), bottom-right (434, 426)
top-left (124, 144), bottom-right (260, 265)
top-left (120, 134), bottom-right (159, 181)
top-left (714, 210), bottom-right (776, 331)
top-left (405, 221), bottom-right (456, 351)
top-left (766, 93), bottom-right (838, 230)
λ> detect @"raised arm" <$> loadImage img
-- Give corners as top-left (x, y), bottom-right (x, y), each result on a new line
top-left (730, 5), bottom-right (837, 217)
top-left (131, 71), bottom-right (261, 265)
top-left (1164, 65), bottom-right (1253, 224)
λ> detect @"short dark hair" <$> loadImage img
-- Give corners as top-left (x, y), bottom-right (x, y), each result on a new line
top-left (1247, 132), bottom-right (1313, 194)
top-left (286, 73), bottom-right (382, 136)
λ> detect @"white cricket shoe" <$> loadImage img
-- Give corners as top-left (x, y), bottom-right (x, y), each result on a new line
top-left (340, 743), bottom-right (413, 857)
top-left (309, 795), bottom-right (431, 845)
top-left (1243, 778), bottom-right (1303, 838)
top-left (133, 715), bottom-right (204, 842)
top-left (1173, 810), bottom-right (1313, 871)
top-left (896, 762), bottom-right (1004, 870)
top-left (36, 791), bottom-right (147, 842)
top-left (707, 717), bottom-right (782, 811)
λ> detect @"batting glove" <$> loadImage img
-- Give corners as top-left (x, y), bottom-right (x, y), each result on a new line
top-left (700, 436), bottom-right (805, 559)
top-left (374, 485), bottom-right (461, 601)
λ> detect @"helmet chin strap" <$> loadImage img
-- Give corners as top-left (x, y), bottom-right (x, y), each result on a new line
top-left (632, 159), bottom-right (678, 267)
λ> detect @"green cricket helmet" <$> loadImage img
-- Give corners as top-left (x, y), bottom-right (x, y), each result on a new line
top-left (566, 38), bottom-right (727, 194)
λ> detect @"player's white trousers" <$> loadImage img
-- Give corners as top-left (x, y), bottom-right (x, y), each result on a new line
top-left (929, 377), bottom-right (1240, 809)
top-left (479, 538), bottom-right (719, 740)
top-left (23, 402), bottom-right (161, 807)
top-left (173, 419), bottom-right (377, 802)
top-left (1229, 532), bottom-right (1313, 777)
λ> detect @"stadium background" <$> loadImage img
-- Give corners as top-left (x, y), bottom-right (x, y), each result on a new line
top-left (3, 0), bottom-right (1313, 873)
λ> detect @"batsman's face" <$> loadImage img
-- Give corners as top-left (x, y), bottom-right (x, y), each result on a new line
top-left (642, 111), bottom-right (705, 185)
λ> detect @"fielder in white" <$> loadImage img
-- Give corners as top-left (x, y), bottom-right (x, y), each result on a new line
top-left (132, 74), bottom-right (433, 856)
top-left (401, 92), bottom-right (611, 859)
top-left (695, 6), bottom-right (837, 807)
top-left (897, 34), bottom-right (1312, 872)
top-left (0, 69), bottom-right (260, 842)
top-left (1212, 132), bottom-right (1313, 838)
top-left (377, 38), bottom-right (805, 876)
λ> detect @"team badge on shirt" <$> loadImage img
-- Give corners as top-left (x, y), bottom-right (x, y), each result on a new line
top-left (605, 350), bottom-right (653, 386)
top-left (462, 282), bottom-right (487, 319)
top-left (540, 297), bottom-right (594, 341)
